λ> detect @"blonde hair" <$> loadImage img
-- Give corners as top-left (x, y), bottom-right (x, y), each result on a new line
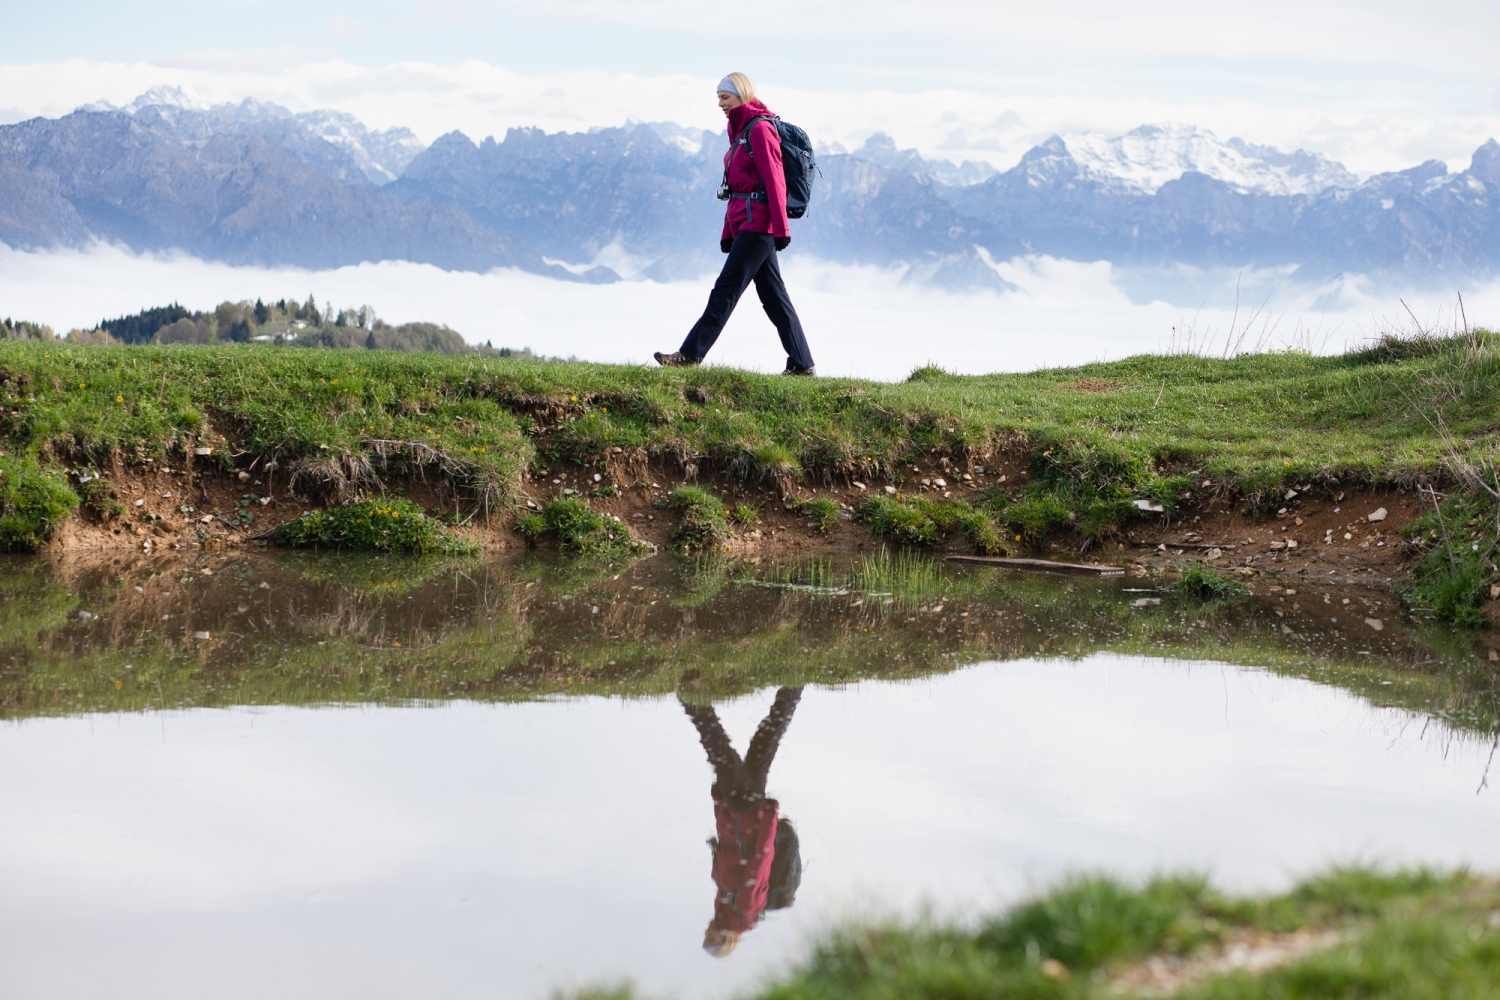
top-left (724, 72), bottom-right (756, 103)
top-left (702, 927), bottom-right (741, 958)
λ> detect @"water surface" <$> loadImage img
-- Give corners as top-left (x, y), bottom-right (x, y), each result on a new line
top-left (2, 550), bottom-right (1497, 999)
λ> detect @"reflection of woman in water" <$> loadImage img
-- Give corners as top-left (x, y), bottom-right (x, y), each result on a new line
top-left (681, 686), bottom-right (804, 958)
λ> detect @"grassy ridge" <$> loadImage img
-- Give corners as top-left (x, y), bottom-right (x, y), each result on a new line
top-left (0, 333), bottom-right (1495, 551)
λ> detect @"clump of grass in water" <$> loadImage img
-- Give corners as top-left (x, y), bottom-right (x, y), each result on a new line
top-left (857, 494), bottom-right (1009, 554)
top-left (669, 486), bottom-right (729, 553)
top-left (849, 549), bottom-right (946, 601)
top-left (0, 455), bottom-right (80, 551)
top-left (273, 497), bottom-right (476, 554)
top-left (1165, 563), bottom-right (1251, 602)
top-left (857, 494), bottom-right (938, 545)
top-left (787, 495), bottom-right (840, 532)
top-left (516, 496), bottom-right (643, 557)
top-left (1398, 492), bottom-right (1497, 627)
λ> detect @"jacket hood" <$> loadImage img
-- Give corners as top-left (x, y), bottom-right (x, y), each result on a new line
top-left (727, 99), bottom-right (775, 137)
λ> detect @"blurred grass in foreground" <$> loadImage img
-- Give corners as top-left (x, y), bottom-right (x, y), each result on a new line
top-left (566, 867), bottom-right (1500, 1000)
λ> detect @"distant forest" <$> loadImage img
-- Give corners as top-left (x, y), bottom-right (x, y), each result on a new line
top-left (1, 297), bottom-right (540, 358)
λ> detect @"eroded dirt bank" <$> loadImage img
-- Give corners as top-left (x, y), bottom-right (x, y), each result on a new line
top-left (54, 453), bottom-right (1429, 589)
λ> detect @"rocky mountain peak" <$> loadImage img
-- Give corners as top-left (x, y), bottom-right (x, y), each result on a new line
top-left (1469, 139), bottom-right (1500, 187)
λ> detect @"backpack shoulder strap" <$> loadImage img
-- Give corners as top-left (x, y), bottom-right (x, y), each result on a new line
top-left (737, 115), bottom-right (777, 154)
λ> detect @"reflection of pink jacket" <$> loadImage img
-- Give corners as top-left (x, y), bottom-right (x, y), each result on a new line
top-left (721, 101), bottom-right (790, 241)
top-left (710, 795), bottom-right (779, 934)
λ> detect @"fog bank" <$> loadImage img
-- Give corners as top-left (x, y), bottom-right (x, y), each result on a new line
top-left (1, 242), bottom-right (1493, 381)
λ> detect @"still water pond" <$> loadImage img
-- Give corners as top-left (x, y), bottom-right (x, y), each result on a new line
top-left (2, 551), bottom-right (1498, 999)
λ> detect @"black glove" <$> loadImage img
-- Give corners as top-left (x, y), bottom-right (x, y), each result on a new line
top-left (774, 236), bottom-right (791, 251)
top-left (721, 238), bottom-right (733, 254)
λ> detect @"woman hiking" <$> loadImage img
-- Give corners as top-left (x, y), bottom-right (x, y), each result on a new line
top-left (655, 73), bottom-right (816, 376)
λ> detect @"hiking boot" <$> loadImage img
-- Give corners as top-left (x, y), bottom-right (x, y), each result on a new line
top-left (654, 351), bottom-right (699, 368)
top-left (781, 360), bottom-right (816, 377)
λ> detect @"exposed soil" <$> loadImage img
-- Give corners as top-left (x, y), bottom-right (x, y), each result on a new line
top-left (1119, 485), bottom-right (1425, 587)
top-left (519, 449), bottom-right (1035, 556)
top-left (55, 457), bottom-right (462, 555)
top-left (48, 452), bottom-right (1430, 601)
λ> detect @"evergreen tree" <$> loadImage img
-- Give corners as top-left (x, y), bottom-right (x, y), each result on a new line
top-left (96, 304), bottom-right (191, 345)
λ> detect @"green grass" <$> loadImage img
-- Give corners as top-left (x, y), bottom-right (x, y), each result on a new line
top-left (1167, 563), bottom-right (1253, 603)
top-left (0, 331), bottom-right (1497, 554)
top-left (515, 496), bottom-right (644, 557)
top-left (789, 495), bottom-right (842, 532)
top-left (730, 500), bottom-right (763, 528)
top-left (858, 493), bottom-right (1011, 554)
top-left (271, 497), bottom-right (476, 554)
top-left (668, 485), bottom-right (729, 553)
top-left (1399, 493), bottom-right (1498, 627)
top-left (0, 454), bottom-right (79, 550)
top-left (562, 867), bottom-right (1498, 1000)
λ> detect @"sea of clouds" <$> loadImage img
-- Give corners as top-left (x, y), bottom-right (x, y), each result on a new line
top-left (1, 242), bottom-right (1493, 381)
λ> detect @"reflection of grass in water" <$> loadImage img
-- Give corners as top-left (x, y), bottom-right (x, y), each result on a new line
top-left (0, 559), bottom-right (78, 644)
top-left (273, 550), bottom-right (482, 597)
top-left (7, 602), bottom-right (533, 716)
top-left (758, 549), bottom-right (1120, 610)
top-left (671, 556), bottom-right (729, 607)
top-left (756, 549), bottom-right (948, 603)
top-left (510, 550), bottom-right (647, 595)
top-left (3, 552), bottom-right (1499, 740)
top-left (574, 867), bottom-right (1498, 1000)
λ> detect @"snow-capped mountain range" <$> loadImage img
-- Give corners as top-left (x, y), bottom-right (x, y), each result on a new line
top-left (0, 88), bottom-right (1497, 287)
top-left (1055, 124), bottom-right (1359, 196)
top-left (81, 85), bottom-right (424, 184)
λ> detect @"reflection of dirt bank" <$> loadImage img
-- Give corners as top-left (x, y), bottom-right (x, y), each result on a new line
top-left (4, 544), bottom-right (1487, 730)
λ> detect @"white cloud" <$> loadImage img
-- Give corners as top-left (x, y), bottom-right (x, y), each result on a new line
top-left (487, 0), bottom-right (1500, 68)
top-left (2, 242), bottom-right (1494, 380)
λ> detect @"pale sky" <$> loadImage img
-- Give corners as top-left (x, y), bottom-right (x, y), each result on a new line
top-left (2, 0), bottom-right (1499, 175)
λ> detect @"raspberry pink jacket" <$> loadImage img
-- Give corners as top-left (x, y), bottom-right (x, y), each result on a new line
top-left (721, 100), bottom-right (790, 241)
top-left (708, 795), bottom-right (780, 935)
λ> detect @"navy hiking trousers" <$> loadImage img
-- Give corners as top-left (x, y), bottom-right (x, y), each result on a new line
top-left (679, 232), bottom-right (814, 370)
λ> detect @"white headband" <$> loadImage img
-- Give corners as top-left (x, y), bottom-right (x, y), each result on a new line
top-left (716, 76), bottom-right (739, 97)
